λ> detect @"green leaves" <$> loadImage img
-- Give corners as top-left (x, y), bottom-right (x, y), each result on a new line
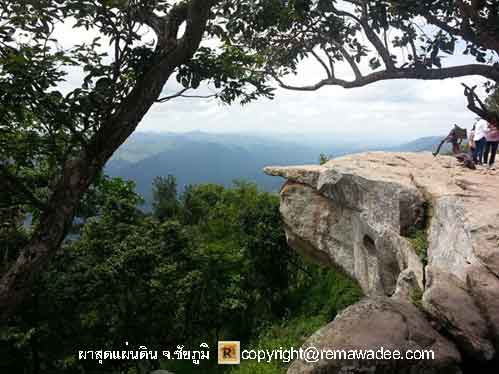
top-left (152, 175), bottom-right (180, 221)
top-left (19, 178), bottom-right (288, 372)
top-left (369, 57), bottom-right (381, 70)
top-left (175, 45), bottom-right (274, 105)
top-left (76, 175), bottom-right (143, 222)
top-left (485, 85), bottom-right (499, 115)
top-left (1, 172), bottom-right (362, 373)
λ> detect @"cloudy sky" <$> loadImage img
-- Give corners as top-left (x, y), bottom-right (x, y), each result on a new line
top-left (148, 67), bottom-right (486, 145)
top-left (52, 10), bottom-right (493, 146)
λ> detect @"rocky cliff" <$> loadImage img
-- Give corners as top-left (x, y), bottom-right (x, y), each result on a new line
top-left (264, 152), bottom-right (499, 374)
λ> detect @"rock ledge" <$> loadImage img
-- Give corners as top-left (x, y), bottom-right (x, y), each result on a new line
top-left (265, 152), bottom-right (499, 372)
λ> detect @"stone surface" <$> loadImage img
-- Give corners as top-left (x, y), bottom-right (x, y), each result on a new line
top-left (287, 298), bottom-right (462, 374)
top-left (422, 267), bottom-right (495, 361)
top-left (275, 174), bottom-right (425, 297)
top-left (264, 152), bottom-right (499, 370)
top-left (466, 267), bottom-right (499, 350)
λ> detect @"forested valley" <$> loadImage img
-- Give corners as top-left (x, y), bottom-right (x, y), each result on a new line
top-left (0, 175), bottom-right (362, 374)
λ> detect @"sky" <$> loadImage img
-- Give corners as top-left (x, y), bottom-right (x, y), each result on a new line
top-left (51, 7), bottom-right (495, 146)
top-left (148, 69), bottom-right (486, 145)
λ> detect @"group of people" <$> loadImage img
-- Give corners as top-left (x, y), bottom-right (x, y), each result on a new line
top-left (469, 119), bottom-right (499, 169)
top-left (433, 118), bottom-right (499, 170)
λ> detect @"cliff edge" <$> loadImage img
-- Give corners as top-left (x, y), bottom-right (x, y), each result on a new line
top-left (264, 152), bottom-right (499, 373)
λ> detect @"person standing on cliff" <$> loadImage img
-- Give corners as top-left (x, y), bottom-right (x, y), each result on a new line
top-left (483, 120), bottom-right (499, 170)
top-left (473, 119), bottom-right (488, 164)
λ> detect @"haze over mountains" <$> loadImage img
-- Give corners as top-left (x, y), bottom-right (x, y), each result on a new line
top-left (105, 132), bottom-right (446, 205)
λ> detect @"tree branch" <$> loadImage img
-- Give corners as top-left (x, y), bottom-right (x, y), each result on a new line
top-left (277, 64), bottom-right (499, 91)
top-left (325, 50), bottom-right (336, 78)
top-left (330, 40), bottom-right (362, 80)
top-left (157, 87), bottom-right (190, 101)
top-left (157, 87), bottom-right (216, 102)
top-left (333, 5), bottom-right (395, 70)
top-left (332, 9), bottom-right (361, 25)
top-left (462, 83), bottom-right (498, 124)
top-left (360, 16), bottom-right (395, 71)
top-left (158, 1), bottom-right (190, 51)
top-left (425, 14), bottom-right (461, 38)
top-left (425, 10), bottom-right (499, 54)
top-left (131, 5), bottom-right (165, 37)
top-left (310, 49), bottom-right (332, 78)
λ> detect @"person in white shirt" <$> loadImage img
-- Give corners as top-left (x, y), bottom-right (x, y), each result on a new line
top-left (473, 119), bottom-right (488, 164)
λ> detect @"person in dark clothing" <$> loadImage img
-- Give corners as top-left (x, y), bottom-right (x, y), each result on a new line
top-left (433, 125), bottom-right (467, 156)
top-left (483, 120), bottom-right (499, 169)
top-left (484, 142), bottom-right (499, 168)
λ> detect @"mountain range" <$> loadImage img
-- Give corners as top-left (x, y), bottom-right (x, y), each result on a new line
top-left (105, 132), bottom-right (447, 206)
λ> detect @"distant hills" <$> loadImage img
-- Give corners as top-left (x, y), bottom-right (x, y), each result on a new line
top-left (387, 136), bottom-right (448, 153)
top-left (105, 132), bottom-right (447, 206)
top-left (106, 132), bottom-right (321, 204)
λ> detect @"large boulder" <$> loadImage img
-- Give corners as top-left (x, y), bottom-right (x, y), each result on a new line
top-left (265, 152), bottom-right (499, 371)
top-left (287, 298), bottom-right (461, 374)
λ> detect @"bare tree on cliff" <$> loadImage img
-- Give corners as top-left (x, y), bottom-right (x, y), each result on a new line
top-left (228, 0), bottom-right (499, 123)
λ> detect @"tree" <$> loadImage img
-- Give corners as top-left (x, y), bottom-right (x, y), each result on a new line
top-left (319, 153), bottom-right (332, 165)
top-left (485, 85), bottom-right (499, 115)
top-left (1, 179), bottom-right (189, 374)
top-left (1, 178), bottom-right (305, 373)
top-left (227, 0), bottom-right (499, 122)
top-left (3, 0), bottom-right (499, 318)
top-left (152, 175), bottom-right (180, 221)
top-left (406, 0), bottom-right (499, 56)
top-left (0, 0), bottom-right (271, 317)
top-left (180, 183), bottom-right (225, 225)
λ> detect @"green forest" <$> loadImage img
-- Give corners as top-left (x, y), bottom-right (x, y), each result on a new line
top-left (1, 175), bottom-right (362, 373)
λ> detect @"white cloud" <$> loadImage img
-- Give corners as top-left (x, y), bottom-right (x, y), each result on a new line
top-left (46, 16), bottom-right (497, 145)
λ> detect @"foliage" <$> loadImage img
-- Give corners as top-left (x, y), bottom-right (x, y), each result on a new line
top-left (224, 0), bottom-right (498, 85)
top-left (219, 0), bottom-right (499, 124)
top-left (0, 175), bottom-right (362, 373)
top-left (389, 0), bottom-right (499, 59)
top-left (486, 86), bottom-right (499, 116)
top-left (229, 315), bottom-right (327, 374)
top-left (0, 0), bottom-right (272, 221)
top-left (152, 175), bottom-right (180, 221)
top-left (0, 0), bottom-right (277, 314)
top-left (3, 0), bottom-right (499, 315)
top-left (0, 207), bottom-right (29, 274)
top-left (3, 0), bottom-right (498, 228)
top-left (406, 201), bottom-right (430, 268)
top-left (319, 153), bottom-right (332, 165)
top-left (231, 265), bottom-right (363, 374)
top-left (408, 228), bottom-right (429, 267)
top-left (410, 286), bottom-right (424, 311)
top-left (76, 175), bottom-right (144, 222)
